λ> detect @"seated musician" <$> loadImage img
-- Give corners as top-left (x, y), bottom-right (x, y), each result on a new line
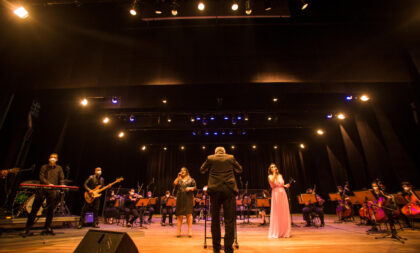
top-left (104, 190), bottom-right (120, 224)
top-left (400, 181), bottom-right (419, 227)
top-left (302, 188), bottom-right (325, 227)
top-left (336, 185), bottom-right (353, 221)
top-left (258, 190), bottom-right (270, 225)
top-left (145, 191), bottom-right (155, 224)
top-left (161, 190), bottom-right (174, 226)
top-left (125, 189), bottom-right (140, 227)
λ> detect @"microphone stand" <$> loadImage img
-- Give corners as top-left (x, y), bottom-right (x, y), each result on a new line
top-left (286, 178), bottom-right (299, 227)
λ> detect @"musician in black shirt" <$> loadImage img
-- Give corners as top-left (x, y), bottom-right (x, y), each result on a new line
top-left (22, 153), bottom-right (64, 237)
top-left (161, 190), bottom-right (174, 226)
top-left (302, 188), bottom-right (325, 227)
top-left (77, 167), bottom-right (104, 229)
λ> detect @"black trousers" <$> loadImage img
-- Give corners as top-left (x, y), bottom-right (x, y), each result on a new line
top-left (25, 190), bottom-right (58, 230)
top-left (161, 206), bottom-right (173, 224)
top-left (125, 208), bottom-right (139, 224)
top-left (209, 185), bottom-right (236, 253)
top-left (303, 206), bottom-right (325, 224)
top-left (80, 198), bottom-right (100, 225)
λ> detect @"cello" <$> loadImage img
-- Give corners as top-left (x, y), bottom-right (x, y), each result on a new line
top-left (401, 182), bottom-right (420, 217)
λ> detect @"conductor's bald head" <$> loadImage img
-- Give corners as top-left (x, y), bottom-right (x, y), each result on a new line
top-left (215, 146), bottom-right (226, 154)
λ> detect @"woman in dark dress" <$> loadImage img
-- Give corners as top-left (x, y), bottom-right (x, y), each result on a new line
top-left (174, 167), bottom-right (196, 237)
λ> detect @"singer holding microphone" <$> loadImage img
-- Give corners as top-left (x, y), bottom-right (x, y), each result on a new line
top-left (174, 167), bottom-right (196, 237)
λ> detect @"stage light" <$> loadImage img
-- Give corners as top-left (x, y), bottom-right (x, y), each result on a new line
top-left (162, 98), bottom-right (168, 104)
top-left (167, 116), bottom-right (172, 123)
top-left (231, 118), bottom-right (237, 125)
top-left (221, 130), bottom-right (226, 135)
top-left (129, 115), bottom-right (135, 122)
top-left (300, 0), bottom-right (309, 10)
top-left (237, 116), bottom-right (242, 120)
top-left (231, 1), bottom-right (239, 11)
top-left (118, 131), bottom-right (125, 138)
top-left (228, 131), bottom-right (233, 135)
top-left (202, 145), bottom-right (206, 150)
top-left (242, 130), bottom-right (246, 135)
top-left (345, 96), bottom-right (353, 101)
top-left (14, 6), bottom-right (29, 19)
top-left (180, 145), bottom-right (185, 150)
top-left (252, 145), bottom-right (257, 150)
top-left (316, 129), bottom-right (324, 135)
top-left (171, 1), bottom-right (178, 16)
top-left (273, 97), bottom-right (278, 102)
top-left (163, 146), bottom-right (168, 151)
top-left (210, 116), bottom-right (215, 121)
top-left (326, 114), bottom-right (333, 119)
top-left (190, 117), bottom-right (195, 122)
top-left (224, 116), bottom-right (229, 120)
top-left (300, 143), bottom-right (305, 149)
top-left (231, 145), bottom-right (236, 150)
top-left (202, 117), bottom-right (208, 126)
top-left (102, 117), bottom-right (110, 124)
top-left (198, 1), bottom-right (205, 11)
top-left (244, 115), bottom-right (249, 121)
top-left (155, 1), bottom-right (162, 15)
top-left (267, 116), bottom-right (272, 121)
top-left (196, 116), bottom-right (202, 121)
top-left (111, 96), bottom-right (119, 104)
top-left (360, 95), bottom-right (370, 102)
top-left (337, 113), bottom-right (346, 120)
top-left (245, 0), bottom-right (252, 15)
top-left (213, 131), bottom-right (218, 136)
top-left (264, 0), bottom-right (272, 11)
top-left (129, 8), bottom-right (137, 16)
top-left (274, 145), bottom-right (278, 150)
top-left (205, 131), bottom-right (210, 136)
top-left (141, 145), bottom-right (147, 151)
top-left (80, 98), bottom-right (88, 107)
top-left (192, 131), bottom-right (197, 136)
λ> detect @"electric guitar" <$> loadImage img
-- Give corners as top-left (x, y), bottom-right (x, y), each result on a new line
top-left (84, 177), bottom-right (124, 204)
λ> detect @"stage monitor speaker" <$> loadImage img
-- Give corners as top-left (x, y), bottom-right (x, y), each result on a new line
top-left (74, 229), bottom-right (139, 253)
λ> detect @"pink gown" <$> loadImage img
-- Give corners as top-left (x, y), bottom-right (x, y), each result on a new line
top-left (268, 174), bottom-right (291, 238)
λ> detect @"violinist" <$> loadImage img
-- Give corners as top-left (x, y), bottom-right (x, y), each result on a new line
top-left (161, 190), bottom-right (174, 226)
top-left (104, 190), bottom-right (120, 224)
top-left (302, 188), bottom-right (325, 227)
top-left (125, 189), bottom-right (141, 227)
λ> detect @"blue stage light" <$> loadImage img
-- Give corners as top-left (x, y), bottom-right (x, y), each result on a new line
top-left (242, 131), bottom-right (246, 135)
top-left (326, 114), bottom-right (333, 119)
top-left (111, 96), bottom-right (119, 104)
top-left (205, 131), bottom-right (209, 136)
top-left (192, 131), bottom-right (197, 136)
top-left (210, 116), bottom-right (215, 120)
top-left (345, 96), bottom-right (353, 101)
top-left (224, 116), bottom-right (229, 120)
top-left (196, 116), bottom-right (201, 121)
top-left (237, 116), bottom-right (242, 120)
top-left (129, 115), bottom-right (135, 122)
top-left (228, 131), bottom-right (233, 135)
top-left (221, 131), bottom-right (226, 135)
top-left (213, 132), bottom-right (218, 136)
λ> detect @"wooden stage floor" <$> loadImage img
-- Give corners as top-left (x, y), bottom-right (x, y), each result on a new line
top-left (0, 215), bottom-right (419, 253)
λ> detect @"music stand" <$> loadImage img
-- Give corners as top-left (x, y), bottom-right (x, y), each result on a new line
top-left (256, 198), bottom-right (270, 208)
top-left (166, 198), bottom-right (176, 207)
top-left (136, 198), bottom-right (149, 207)
top-left (349, 196), bottom-right (359, 205)
top-left (392, 193), bottom-right (407, 206)
top-left (353, 190), bottom-right (376, 204)
top-left (299, 194), bottom-right (317, 205)
top-left (149, 197), bottom-right (157, 205)
top-left (329, 193), bottom-right (342, 202)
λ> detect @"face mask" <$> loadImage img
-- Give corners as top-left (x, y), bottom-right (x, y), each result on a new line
top-left (96, 171), bottom-right (102, 176)
top-left (403, 187), bottom-right (409, 191)
top-left (166, 194), bottom-right (170, 197)
top-left (373, 186), bottom-right (379, 190)
top-left (49, 158), bottom-right (57, 163)
top-left (130, 192), bottom-right (134, 195)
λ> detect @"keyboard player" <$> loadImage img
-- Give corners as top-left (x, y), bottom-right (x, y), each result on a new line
top-left (21, 153), bottom-right (65, 237)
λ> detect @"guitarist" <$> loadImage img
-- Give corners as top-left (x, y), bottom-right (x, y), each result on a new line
top-left (77, 167), bottom-right (104, 229)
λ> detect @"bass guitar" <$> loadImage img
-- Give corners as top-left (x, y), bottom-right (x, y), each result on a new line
top-left (84, 177), bottom-right (124, 204)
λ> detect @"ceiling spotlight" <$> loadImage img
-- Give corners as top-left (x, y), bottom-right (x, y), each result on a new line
top-left (264, 0), bottom-right (272, 11)
top-left (231, 145), bottom-right (236, 150)
top-left (129, 115), bottom-right (135, 122)
top-left (316, 129), bottom-right (325, 136)
top-left (337, 113), bottom-right (346, 120)
top-left (224, 116), bottom-right (229, 120)
top-left (300, 143), bottom-right (306, 149)
top-left (244, 114), bottom-right (249, 121)
top-left (237, 115), bottom-right (242, 120)
top-left (118, 131), bottom-right (125, 138)
top-left (267, 116), bottom-right (272, 121)
top-left (198, 1), bottom-right (205, 11)
top-left (129, 8), bottom-right (137, 16)
top-left (228, 131), bottom-right (233, 135)
top-left (202, 145), bottom-right (206, 150)
top-left (241, 130), bottom-right (246, 135)
top-left (190, 117), bottom-right (195, 122)
top-left (273, 145), bottom-right (278, 150)
top-left (273, 97), bottom-right (278, 102)
top-left (111, 96), bottom-right (120, 104)
top-left (155, 0), bottom-right (162, 15)
top-left (14, 6), bottom-right (29, 19)
top-left (245, 0), bottom-right (252, 15)
top-left (163, 146), bottom-right (168, 151)
top-left (221, 130), bottom-right (226, 135)
top-left (213, 131), bottom-right (218, 136)
top-left (167, 116), bottom-right (172, 123)
top-left (252, 145), bottom-right (257, 150)
top-left (102, 117), bottom-right (110, 124)
top-left (80, 98), bottom-right (88, 107)
top-left (196, 116), bottom-right (202, 121)
top-left (205, 131), bottom-right (210, 136)
top-left (141, 145), bottom-right (147, 151)
top-left (180, 145), bottom-right (185, 150)
top-left (300, 0), bottom-right (309, 10)
top-left (345, 95), bottom-right (353, 101)
top-left (360, 95), bottom-right (370, 102)
top-left (231, 1), bottom-right (239, 11)
top-left (192, 131), bottom-right (197, 136)
top-left (162, 98), bottom-right (168, 104)
top-left (326, 114), bottom-right (333, 119)
top-left (210, 116), bottom-right (215, 121)
top-left (171, 1), bottom-right (179, 16)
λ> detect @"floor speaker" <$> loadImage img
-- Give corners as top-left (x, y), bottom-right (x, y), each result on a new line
top-left (74, 229), bottom-right (139, 253)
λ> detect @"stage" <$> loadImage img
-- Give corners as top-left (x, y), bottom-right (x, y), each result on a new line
top-left (0, 215), bottom-right (419, 253)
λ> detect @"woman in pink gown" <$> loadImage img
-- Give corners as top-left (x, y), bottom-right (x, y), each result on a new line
top-left (268, 163), bottom-right (291, 238)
